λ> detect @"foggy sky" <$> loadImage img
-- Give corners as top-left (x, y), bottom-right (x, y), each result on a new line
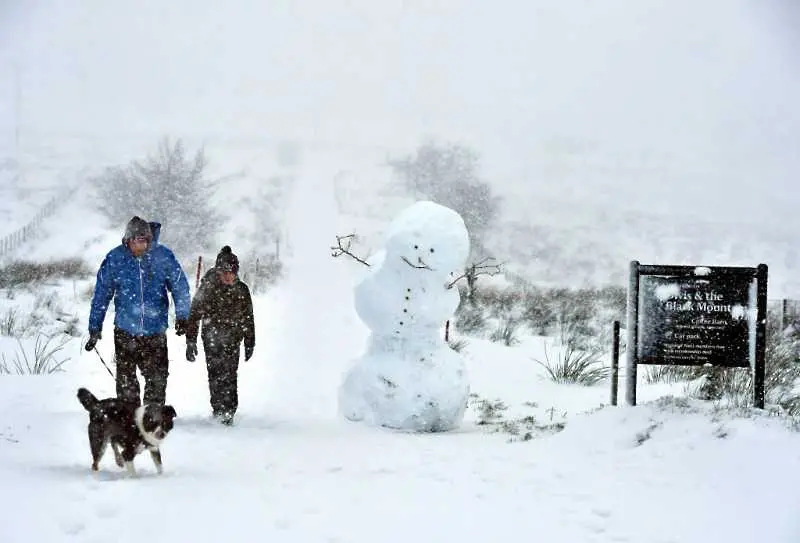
top-left (1, 0), bottom-right (798, 209)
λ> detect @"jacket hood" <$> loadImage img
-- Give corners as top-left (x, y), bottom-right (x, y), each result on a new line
top-left (149, 222), bottom-right (162, 244)
top-left (121, 217), bottom-right (162, 249)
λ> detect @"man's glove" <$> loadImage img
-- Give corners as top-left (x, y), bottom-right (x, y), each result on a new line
top-left (244, 342), bottom-right (254, 362)
top-left (84, 331), bottom-right (101, 352)
top-left (186, 342), bottom-right (198, 362)
top-left (175, 319), bottom-right (188, 336)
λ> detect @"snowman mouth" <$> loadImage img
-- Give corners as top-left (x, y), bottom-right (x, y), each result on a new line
top-left (401, 255), bottom-right (433, 271)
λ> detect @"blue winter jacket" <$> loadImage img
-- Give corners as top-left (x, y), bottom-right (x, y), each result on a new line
top-left (88, 222), bottom-right (191, 337)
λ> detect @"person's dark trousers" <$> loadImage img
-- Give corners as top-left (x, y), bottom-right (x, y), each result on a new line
top-left (203, 338), bottom-right (240, 421)
top-left (113, 327), bottom-right (169, 406)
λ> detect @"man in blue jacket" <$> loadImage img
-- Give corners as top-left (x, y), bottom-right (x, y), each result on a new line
top-left (85, 216), bottom-right (191, 406)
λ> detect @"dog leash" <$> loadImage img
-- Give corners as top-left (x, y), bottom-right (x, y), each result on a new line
top-left (92, 347), bottom-right (116, 379)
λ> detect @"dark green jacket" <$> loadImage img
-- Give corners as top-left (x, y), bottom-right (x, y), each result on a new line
top-left (186, 268), bottom-right (255, 351)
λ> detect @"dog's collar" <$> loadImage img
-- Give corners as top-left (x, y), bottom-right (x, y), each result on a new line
top-left (134, 406), bottom-right (161, 448)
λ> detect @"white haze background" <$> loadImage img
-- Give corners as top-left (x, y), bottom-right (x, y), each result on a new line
top-left (2, 0), bottom-right (800, 291)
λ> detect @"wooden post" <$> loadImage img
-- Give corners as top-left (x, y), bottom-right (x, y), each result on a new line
top-left (625, 260), bottom-right (641, 406)
top-left (195, 256), bottom-right (203, 289)
top-left (753, 264), bottom-right (768, 409)
top-left (782, 298), bottom-right (789, 331)
top-left (610, 320), bottom-right (620, 406)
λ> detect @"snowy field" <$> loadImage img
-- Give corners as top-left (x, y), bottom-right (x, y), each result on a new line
top-left (2, 305), bottom-right (800, 543)
top-left (1, 151), bottom-right (800, 543)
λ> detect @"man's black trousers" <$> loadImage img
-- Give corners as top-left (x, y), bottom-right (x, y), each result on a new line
top-left (114, 328), bottom-right (169, 406)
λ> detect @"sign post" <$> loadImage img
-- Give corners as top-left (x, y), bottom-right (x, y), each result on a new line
top-left (625, 261), bottom-right (767, 408)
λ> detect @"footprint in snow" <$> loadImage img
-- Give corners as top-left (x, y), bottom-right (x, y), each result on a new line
top-left (95, 503), bottom-right (118, 519)
top-left (59, 519), bottom-right (85, 537)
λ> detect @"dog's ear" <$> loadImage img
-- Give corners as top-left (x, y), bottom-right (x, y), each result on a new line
top-left (163, 405), bottom-right (177, 419)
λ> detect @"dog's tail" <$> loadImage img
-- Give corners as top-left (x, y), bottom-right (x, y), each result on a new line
top-left (77, 387), bottom-right (99, 412)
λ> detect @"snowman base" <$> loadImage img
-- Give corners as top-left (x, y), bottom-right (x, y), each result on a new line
top-left (338, 345), bottom-right (470, 433)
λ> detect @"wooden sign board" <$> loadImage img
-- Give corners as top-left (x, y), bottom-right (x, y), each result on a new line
top-left (625, 262), bottom-right (767, 408)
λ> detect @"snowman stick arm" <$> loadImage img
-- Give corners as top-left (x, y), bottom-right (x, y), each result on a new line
top-left (330, 234), bottom-right (372, 267)
top-left (446, 257), bottom-right (503, 289)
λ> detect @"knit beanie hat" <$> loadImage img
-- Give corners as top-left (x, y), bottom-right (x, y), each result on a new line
top-left (215, 245), bottom-right (239, 274)
top-left (122, 216), bottom-right (153, 243)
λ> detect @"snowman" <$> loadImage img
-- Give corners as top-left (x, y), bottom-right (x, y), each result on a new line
top-left (338, 200), bottom-right (471, 432)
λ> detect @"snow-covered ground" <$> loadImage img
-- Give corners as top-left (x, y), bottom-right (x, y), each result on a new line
top-left (2, 147), bottom-right (800, 543)
top-left (3, 316), bottom-right (800, 543)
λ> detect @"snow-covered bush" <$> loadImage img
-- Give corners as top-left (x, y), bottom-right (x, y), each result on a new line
top-left (90, 137), bottom-right (223, 259)
top-left (0, 258), bottom-right (91, 289)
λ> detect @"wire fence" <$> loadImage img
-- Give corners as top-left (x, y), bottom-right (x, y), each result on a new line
top-left (0, 187), bottom-right (75, 258)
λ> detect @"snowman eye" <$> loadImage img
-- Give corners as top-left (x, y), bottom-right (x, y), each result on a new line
top-left (413, 245), bottom-right (418, 250)
top-left (429, 248), bottom-right (435, 253)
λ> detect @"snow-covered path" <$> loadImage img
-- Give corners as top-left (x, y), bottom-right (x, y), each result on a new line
top-left (258, 151), bottom-right (368, 419)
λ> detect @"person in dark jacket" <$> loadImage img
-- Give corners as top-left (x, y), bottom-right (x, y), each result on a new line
top-left (186, 246), bottom-right (255, 425)
top-left (85, 216), bottom-right (191, 406)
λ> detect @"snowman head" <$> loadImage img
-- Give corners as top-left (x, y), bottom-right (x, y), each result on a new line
top-left (384, 201), bottom-right (470, 276)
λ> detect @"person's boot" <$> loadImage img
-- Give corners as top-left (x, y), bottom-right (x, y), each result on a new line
top-left (214, 411), bottom-right (234, 426)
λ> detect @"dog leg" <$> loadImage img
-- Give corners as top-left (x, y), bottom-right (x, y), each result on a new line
top-left (111, 443), bottom-right (124, 468)
top-left (90, 433), bottom-right (107, 472)
top-left (150, 449), bottom-right (163, 475)
top-left (124, 461), bottom-right (138, 478)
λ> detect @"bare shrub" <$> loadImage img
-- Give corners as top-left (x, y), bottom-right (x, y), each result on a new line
top-left (468, 394), bottom-right (508, 425)
top-left (476, 288), bottom-right (518, 320)
top-left (644, 364), bottom-right (698, 384)
top-left (488, 316), bottom-right (521, 346)
top-left (467, 393), bottom-right (566, 442)
top-left (520, 287), bottom-right (557, 335)
top-left (0, 308), bottom-right (20, 337)
top-left (34, 291), bottom-right (61, 313)
top-left (447, 337), bottom-right (469, 353)
top-left (454, 300), bottom-right (487, 335)
top-left (534, 342), bottom-right (609, 386)
top-left (0, 258), bottom-right (92, 289)
top-left (515, 284), bottom-right (625, 348)
top-left (0, 333), bottom-right (71, 375)
top-left (547, 288), bottom-right (595, 349)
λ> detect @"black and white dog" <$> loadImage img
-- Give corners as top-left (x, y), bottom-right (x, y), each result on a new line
top-left (77, 387), bottom-right (177, 477)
